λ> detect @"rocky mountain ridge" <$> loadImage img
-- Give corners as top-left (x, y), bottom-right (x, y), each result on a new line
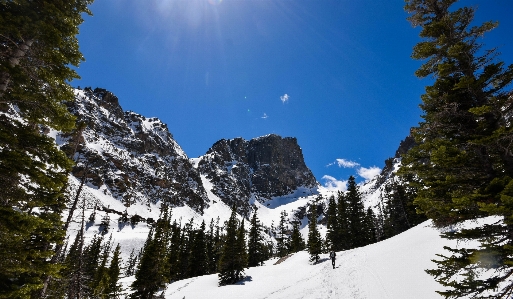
top-left (197, 135), bottom-right (318, 216)
top-left (58, 88), bottom-right (208, 213)
top-left (56, 88), bottom-right (319, 216)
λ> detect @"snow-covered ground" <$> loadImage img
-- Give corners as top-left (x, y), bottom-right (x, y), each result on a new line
top-left (119, 219), bottom-right (457, 299)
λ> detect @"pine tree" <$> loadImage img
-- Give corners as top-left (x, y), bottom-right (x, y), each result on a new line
top-left (247, 210), bottom-right (267, 267)
top-left (307, 202), bottom-right (322, 264)
top-left (218, 206), bottom-right (246, 286)
top-left (235, 219), bottom-right (248, 270)
top-left (167, 220), bottom-right (182, 281)
top-left (125, 248), bottom-right (137, 277)
top-left (363, 207), bottom-right (376, 246)
top-left (188, 221), bottom-right (208, 277)
top-left (209, 217), bottom-right (222, 274)
top-left (289, 220), bottom-right (305, 253)
top-left (91, 235), bottom-right (112, 298)
top-left (381, 181), bottom-right (426, 239)
top-left (336, 191), bottom-right (350, 250)
top-left (0, 2), bottom-right (93, 297)
top-left (345, 176), bottom-right (366, 248)
top-left (276, 210), bottom-right (290, 257)
top-left (401, 0), bottom-right (513, 297)
top-left (131, 205), bottom-right (172, 299)
top-left (105, 244), bottom-right (123, 298)
top-left (177, 218), bottom-right (193, 279)
top-left (325, 195), bottom-right (339, 250)
top-left (64, 204), bottom-right (89, 299)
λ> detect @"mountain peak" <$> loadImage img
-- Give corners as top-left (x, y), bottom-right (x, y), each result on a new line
top-left (198, 134), bottom-right (318, 216)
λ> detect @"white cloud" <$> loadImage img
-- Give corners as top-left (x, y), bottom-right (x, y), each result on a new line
top-left (357, 166), bottom-right (381, 181)
top-left (327, 158), bottom-right (360, 168)
top-left (321, 175), bottom-right (347, 192)
top-left (280, 94), bottom-right (289, 104)
top-left (337, 158), bottom-right (360, 168)
top-left (261, 113), bottom-right (268, 119)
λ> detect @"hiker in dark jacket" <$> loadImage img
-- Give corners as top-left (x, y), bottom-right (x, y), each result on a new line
top-left (329, 250), bottom-right (336, 269)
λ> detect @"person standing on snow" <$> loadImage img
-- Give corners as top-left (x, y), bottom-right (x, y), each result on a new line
top-left (329, 250), bottom-right (336, 269)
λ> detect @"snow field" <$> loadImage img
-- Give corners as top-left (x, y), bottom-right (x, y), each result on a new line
top-left (137, 220), bottom-right (452, 299)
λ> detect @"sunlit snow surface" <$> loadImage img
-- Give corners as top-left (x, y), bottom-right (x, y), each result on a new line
top-left (119, 219), bottom-right (466, 299)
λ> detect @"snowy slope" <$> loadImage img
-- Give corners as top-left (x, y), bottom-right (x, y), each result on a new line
top-left (120, 220), bottom-right (458, 299)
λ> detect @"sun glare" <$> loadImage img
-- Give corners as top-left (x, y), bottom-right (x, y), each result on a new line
top-left (207, 0), bottom-right (222, 6)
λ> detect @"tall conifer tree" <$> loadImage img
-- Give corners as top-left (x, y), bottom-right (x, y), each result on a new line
top-left (131, 205), bottom-right (172, 298)
top-left (346, 176), bottom-right (366, 248)
top-left (188, 221), bottom-right (208, 277)
top-left (289, 221), bottom-right (305, 253)
top-left (336, 191), bottom-right (350, 250)
top-left (307, 202), bottom-right (322, 264)
top-left (326, 195), bottom-right (339, 250)
top-left (0, 2), bottom-right (93, 297)
top-left (248, 210), bottom-right (266, 267)
top-left (402, 0), bottom-right (513, 297)
top-left (276, 210), bottom-right (290, 257)
top-left (218, 206), bottom-right (246, 285)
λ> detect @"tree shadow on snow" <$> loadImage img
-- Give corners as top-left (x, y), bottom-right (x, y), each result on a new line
top-left (235, 276), bottom-right (253, 285)
top-left (316, 257), bottom-right (330, 264)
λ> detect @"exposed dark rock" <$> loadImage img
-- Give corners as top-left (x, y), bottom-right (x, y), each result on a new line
top-left (59, 88), bottom-right (208, 214)
top-left (197, 134), bottom-right (318, 216)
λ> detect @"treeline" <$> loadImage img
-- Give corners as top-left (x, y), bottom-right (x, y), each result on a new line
top-left (130, 205), bottom-right (276, 298)
top-left (306, 175), bottom-right (427, 263)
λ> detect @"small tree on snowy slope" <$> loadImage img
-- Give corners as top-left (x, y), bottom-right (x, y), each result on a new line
top-left (325, 195), bottom-right (339, 250)
top-left (218, 206), bottom-right (246, 286)
top-left (248, 210), bottom-right (267, 267)
top-left (276, 210), bottom-right (290, 257)
top-left (131, 205), bottom-right (172, 298)
top-left (307, 202), bottom-right (322, 264)
top-left (289, 221), bottom-right (305, 253)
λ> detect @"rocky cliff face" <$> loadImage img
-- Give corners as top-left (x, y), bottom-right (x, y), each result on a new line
top-left (360, 135), bottom-right (416, 209)
top-left (58, 88), bottom-right (208, 213)
top-left (197, 134), bottom-right (318, 216)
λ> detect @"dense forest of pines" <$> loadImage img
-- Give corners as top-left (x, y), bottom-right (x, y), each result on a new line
top-left (1, 0), bottom-right (512, 298)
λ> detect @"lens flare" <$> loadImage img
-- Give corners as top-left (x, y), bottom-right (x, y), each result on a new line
top-left (207, 0), bottom-right (222, 6)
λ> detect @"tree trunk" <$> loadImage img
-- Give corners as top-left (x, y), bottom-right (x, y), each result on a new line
top-left (0, 39), bottom-right (34, 98)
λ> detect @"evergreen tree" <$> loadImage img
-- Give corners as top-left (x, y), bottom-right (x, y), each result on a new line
top-left (247, 210), bottom-right (267, 267)
top-left (210, 217), bottom-right (222, 274)
top-left (363, 207), bottom-right (377, 246)
top-left (235, 219), bottom-right (248, 270)
top-left (131, 205), bottom-right (172, 299)
top-left (336, 191), bottom-right (350, 250)
top-left (125, 248), bottom-right (137, 277)
top-left (276, 210), bottom-right (290, 257)
top-left (325, 195), bottom-right (339, 250)
top-left (177, 218), bottom-right (194, 279)
top-left (0, 2), bottom-right (93, 297)
top-left (167, 220), bottom-right (182, 281)
top-left (401, 0), bottom-right (513, 297)
top-left (188, 221), bottom-right (208, 277)
top-left (307, 202), bottom-right (322, 264)
top-left (345, 176), bottom-right (366, 248)
top-left (218, 206), bottom-right (246, 286)
top-left (64, 205), bottom-right (89, 299)
top-left (105, 244), bottom-right (123, 298)
top-left (381, 181), bottom-right (426, 239)
top-left (289, 220), bottom-right (306, 253)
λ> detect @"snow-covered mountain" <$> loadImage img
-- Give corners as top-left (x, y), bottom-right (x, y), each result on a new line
top-left (195, 134), bottom-right (318, 217)
top-left (47, 87), bottom-right (457, 298)
top-left (56, 88), bottom-right (323, 221)
top-left (57, 88), bottom-right (208, 214)
top-left (359, 135), bottom-right (416, 211)
top-left (54, 88), bottom-right (325, 257)
top-left (54, 87), bottom-right (419, 265)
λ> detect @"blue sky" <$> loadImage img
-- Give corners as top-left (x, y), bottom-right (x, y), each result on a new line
top-left (73, 0), bottom-right (513, 189)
